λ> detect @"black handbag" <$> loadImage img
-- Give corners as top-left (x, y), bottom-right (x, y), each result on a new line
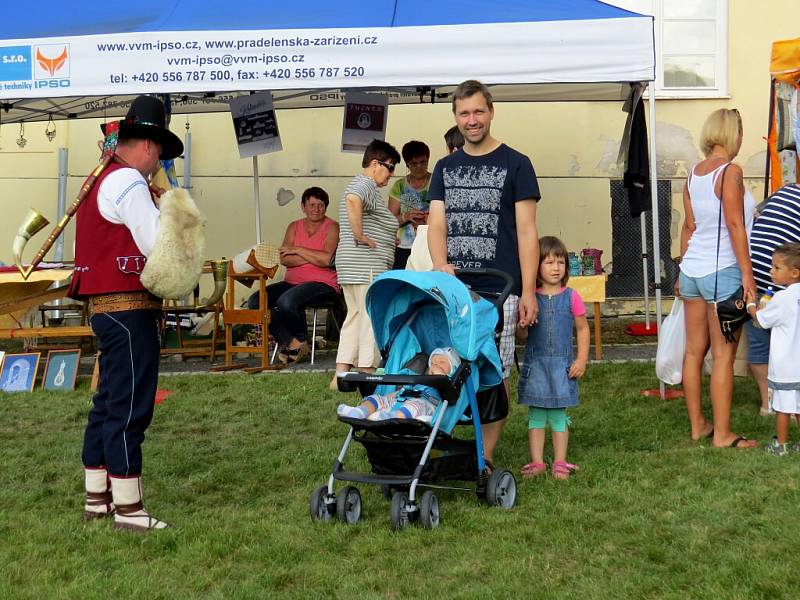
top-left (714, 285), bottom-right (747, 343)
top-left (712, 165), bottom-right (748, 343)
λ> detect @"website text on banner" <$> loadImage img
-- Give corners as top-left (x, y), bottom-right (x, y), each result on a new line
top-left (0, 19), bottom-right (654, 98)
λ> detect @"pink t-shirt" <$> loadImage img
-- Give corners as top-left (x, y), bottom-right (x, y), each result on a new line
top-left (284, 217), bottom-right (338, 291)
top-left (536, 287), bottom-right (586, 317)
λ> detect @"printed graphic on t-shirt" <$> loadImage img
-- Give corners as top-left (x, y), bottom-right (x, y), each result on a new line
top-left (443, 165), bottom-right (507, 267)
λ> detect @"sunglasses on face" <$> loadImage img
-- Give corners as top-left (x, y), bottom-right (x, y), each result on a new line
top-left (376, 160), bottom-right (396, 173)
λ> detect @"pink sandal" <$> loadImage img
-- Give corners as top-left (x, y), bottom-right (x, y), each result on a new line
top-left (551, 460), bottom-right (579, 479)
top-left (521, 462), bottom-right (547, 477)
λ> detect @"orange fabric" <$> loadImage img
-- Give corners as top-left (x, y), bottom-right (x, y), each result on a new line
top-left (768, 102), bottom-right (783, 194)
top-left (767, 38), bottom-right (800, 193)
top-left (770, 38), bottom-right (800, 85)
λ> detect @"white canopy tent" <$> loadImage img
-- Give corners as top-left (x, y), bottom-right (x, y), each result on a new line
top-left (1, 0), bottom-right (654, 119)
top-left (1, 0), bottom-right (665, 376)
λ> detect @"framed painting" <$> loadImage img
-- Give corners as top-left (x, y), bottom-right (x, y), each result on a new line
top-left (0, 352), bottom-right (40, 393)
top-left (42, 349), bottom-right (81, 391)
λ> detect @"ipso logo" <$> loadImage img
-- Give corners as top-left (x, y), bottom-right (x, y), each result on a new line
top-left (35, 79), bottom-right (71, 89)
top-left (33, 44), bottom-right (70, 82)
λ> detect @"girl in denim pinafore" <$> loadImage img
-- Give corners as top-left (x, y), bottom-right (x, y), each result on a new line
top-left (518, 236), bottom-right (590, 480)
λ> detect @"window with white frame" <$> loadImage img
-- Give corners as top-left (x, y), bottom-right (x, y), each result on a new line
top-left (606, 0), bottom-right (729, 98)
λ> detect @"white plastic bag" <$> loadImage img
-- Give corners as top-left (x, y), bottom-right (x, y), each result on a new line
top-left (655, 298), bottom-right (686, 385)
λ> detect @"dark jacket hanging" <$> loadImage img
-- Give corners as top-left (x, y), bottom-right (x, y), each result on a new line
top-left (623, 95), bottom-right (652, 217)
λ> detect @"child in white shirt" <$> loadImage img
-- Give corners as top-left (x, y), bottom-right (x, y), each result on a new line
top-left (747, 243), bottom-right (800, 455)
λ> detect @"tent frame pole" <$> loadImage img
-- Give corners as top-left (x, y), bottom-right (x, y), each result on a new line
top-left (641, 212), bottom-right (650, 327)
top-left (183, 128), bottom-right (192, 190)
top-left (55, 147), bottom-right (68, 261)
top-left (253, 156), bottom-right (262, 245)
top-left (646, 83), bottom-right (664, 398)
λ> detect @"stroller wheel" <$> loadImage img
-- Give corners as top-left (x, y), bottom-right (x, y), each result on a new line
top-left (336, 486), bottom-right (362, 524)
top-left (390, 491), bottom-right (412, 531)
top-left (380, 485), bottom-right (393, 500)
top-left (309, 485), bottom-right (335, 522)
top-left (419, 491), bottom-right (440, 529)
top-left (486, 469), bottom-right (517, 509)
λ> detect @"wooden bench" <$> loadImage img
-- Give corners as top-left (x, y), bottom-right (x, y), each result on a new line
top-left (0, 325), bottom-right (94, 340)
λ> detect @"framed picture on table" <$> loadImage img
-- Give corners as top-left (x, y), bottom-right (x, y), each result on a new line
top-left (0, 352), bottom-right (40, 393)
top-left (42, 349), bottom-right (81, 391)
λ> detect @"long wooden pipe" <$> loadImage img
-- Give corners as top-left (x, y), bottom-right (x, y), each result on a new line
top-left (14, 153), bottom-right (114, 280)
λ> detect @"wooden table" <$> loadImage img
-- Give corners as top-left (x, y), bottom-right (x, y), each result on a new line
top-left (569, 275), bottom-right (606, 360)
top-left (0, 268), bottom-right (93, 341)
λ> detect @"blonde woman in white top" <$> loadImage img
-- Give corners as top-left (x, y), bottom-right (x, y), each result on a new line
top-left (677, 108), bottom-right (758, 449)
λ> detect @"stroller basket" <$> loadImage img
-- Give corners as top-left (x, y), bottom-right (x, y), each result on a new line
top-left (334, 418), bottom-right (478, 485)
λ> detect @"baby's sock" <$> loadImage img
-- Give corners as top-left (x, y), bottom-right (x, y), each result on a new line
top-left (337, 404), bottom-right (368, 419)
top-left (368, 410), bottom-right (391, 421)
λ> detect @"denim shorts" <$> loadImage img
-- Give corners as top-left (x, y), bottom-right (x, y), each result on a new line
top-left (745, 319), bottom-right (770, 364)
top-left (679, 264), bottom-right (742, 303)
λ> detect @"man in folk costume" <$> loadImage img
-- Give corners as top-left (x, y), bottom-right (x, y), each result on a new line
top-left (69, 95), bottom-right (184, 532)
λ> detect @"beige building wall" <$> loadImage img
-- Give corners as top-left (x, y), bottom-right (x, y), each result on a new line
top-left (0, 0), bottom-right (795, 303)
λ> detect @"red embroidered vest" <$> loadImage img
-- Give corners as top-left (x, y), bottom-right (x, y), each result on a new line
top-left (68, 161), bottom-right (155, 299)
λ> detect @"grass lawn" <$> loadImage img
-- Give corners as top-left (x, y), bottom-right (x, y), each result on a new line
top-left (1, 363), bottom-right (796, 599)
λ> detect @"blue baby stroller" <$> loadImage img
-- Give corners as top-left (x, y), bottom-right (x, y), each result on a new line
top-left (310, 269), bottom-right (517, 530)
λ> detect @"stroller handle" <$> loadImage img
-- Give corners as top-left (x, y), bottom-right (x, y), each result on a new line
top-left (454, 268), bottom-right (514, 308)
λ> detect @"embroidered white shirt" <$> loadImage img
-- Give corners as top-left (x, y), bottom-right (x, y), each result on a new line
top-left (97, 167), bottom-right (160, 257)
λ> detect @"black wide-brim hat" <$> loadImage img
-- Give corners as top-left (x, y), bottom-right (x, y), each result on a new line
top-left (117, 95), bottom-right (183, 160)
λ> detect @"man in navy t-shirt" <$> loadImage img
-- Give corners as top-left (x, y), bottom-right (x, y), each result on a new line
top-left (428, 79), bottom-right (541, 465)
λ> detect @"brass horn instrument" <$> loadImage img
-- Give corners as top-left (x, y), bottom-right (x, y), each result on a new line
top-left (12, 154), bottom-right (114, 280)
top-left (197, 258), bottom-right (229, 309)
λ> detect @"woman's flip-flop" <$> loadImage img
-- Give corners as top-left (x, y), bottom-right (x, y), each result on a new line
top-left (284, 342), bottom-right (309, 364)
top-left (728, 436), bottom-right (756, 448)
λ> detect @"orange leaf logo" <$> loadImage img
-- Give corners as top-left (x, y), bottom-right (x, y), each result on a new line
top-left (36, 47), bottom-right (68, 76)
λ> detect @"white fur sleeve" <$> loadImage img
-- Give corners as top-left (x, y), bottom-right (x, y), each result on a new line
top-left (97, 168), bottom-right (160, 257)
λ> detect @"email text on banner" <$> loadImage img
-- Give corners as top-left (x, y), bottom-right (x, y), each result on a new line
top-left (99, 31), bottom-right (377, 85)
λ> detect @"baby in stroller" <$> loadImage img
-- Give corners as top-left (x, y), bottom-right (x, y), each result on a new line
top-left (336, 347), bottom-right (461, 422)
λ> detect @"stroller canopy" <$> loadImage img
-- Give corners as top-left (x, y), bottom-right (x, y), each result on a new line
top-left (366, 271), bottom-right (503, 388)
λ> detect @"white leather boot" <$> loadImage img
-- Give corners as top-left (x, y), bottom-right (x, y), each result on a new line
top-left (110, 476), bottom-right (169, 532)
top-left (83, 467), bottom-right (114, 520)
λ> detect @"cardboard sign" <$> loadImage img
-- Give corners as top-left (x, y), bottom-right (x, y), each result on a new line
top-left (230, 92), bottom-right (282, 158)
top-left (341, 91), bottom-right (388, 153)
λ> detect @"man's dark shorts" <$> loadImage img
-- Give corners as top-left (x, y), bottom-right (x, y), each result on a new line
top-left (745, 320), bottom-right (770, 364)
top-left (477, 384), bottom-right (509, 424)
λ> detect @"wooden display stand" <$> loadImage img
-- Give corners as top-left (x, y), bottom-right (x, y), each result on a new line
top-left (161, 265), bottom-right (224, 361)
top-left (161, 300), bottom-right (223, 361)
top-left (210, 254), bottom-right (283, 374)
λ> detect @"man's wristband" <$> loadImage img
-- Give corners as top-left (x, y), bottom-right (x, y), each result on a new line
top-left (746, 302), bottom-right (757, 310)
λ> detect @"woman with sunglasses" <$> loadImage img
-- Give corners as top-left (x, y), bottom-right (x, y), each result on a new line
top-left (389, 140), bottom-right (432, 269)
top-left (332, 139), bottom-right (402, 386)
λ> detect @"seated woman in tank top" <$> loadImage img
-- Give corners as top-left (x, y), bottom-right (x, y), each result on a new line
top-left (248, 187), bottom-right (340, 364)
top-left (677, 108), bottom-right (757, 449)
